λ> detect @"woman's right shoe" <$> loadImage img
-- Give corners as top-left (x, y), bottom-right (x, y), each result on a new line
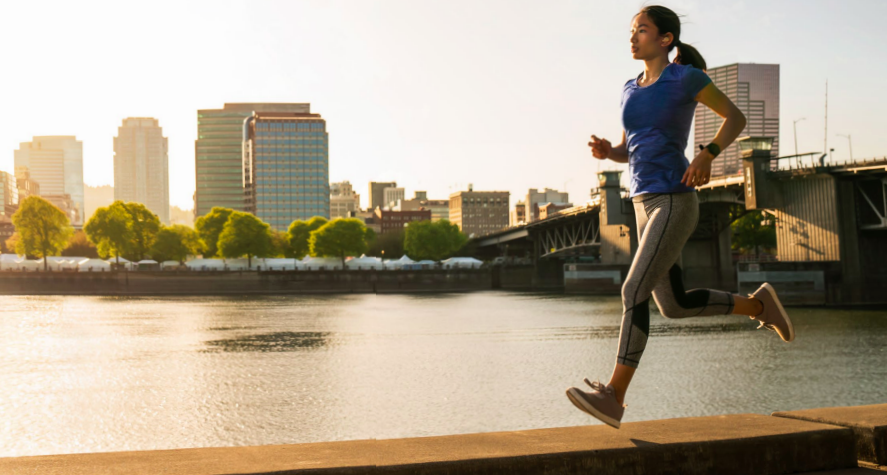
top-left (565, 378), bottom-right (625, 429)
top-left (749, 282), bottom-right (795, 342)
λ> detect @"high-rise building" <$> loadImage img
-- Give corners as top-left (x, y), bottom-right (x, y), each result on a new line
top-left (84, 184), bottom-right (114, 222)
top-left (14, 167), bottom-right (39, 202)
top-left (525, 188), bottom-right (569, 223)
top-left (42, 194), bottom-right (79, 225)
top-left (195, 103), bottom-right (311, 218)
top-left (14, 136), bottom-right (84, 225)
top-left (243, 111), bottom-right (330, 231)
top-left (0, 171), bottom-right (18, 218)
top-left (449, 188), bottom-right (509, 237)
top-left (330, 180), bottom-right (360, 219)
top-left (382, 187), bottom-right (405, 209)
top-left (113, 118), bottom-right (170, 223)
top-left (368, 181), bottom-right (397, 210)
top-left (694, 63), bottom-right (780, 177)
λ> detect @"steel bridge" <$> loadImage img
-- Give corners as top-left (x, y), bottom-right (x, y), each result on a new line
top-left (473, 154), bottom-right (887, 304)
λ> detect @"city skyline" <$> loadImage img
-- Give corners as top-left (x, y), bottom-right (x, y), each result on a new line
top-left (1, 1), bottom-right (883, 211)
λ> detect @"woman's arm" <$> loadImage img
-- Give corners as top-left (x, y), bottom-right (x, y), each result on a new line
top-left (588, 130), bottom-right (629, 163)
top-left (681, 82), bottom-right (747, 186)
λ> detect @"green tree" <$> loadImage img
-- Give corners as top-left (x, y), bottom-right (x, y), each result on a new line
top-left (11, 196), bottom-right (74, 271)
top-left (366, 229), bottom-right (404, 259)
top-left (404, 220), bottom-right (467, 261)
top-left (119, 202), bottom-right (161, 261)
top-left (194, 207), bottom-right (234, 257)
top-left (309, 218), bottom-right (373, 267)
top-left (151, 225), bottom-right (203, 264)
top-left (287, 216), bottom-right (328, 259)
top-left (271, 230), bottom-right (295, 258)
top-left (62, 230), bottom-right (99, 258)
top-left (730, 210), bottom-right (777, 258)
top-left (217, 211), bottom-right (274, 268)
top-left (84, 202), bottom-right (131, 264)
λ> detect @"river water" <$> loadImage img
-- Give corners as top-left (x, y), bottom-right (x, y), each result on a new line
top-left (1, 292), bottom-right (885, 457)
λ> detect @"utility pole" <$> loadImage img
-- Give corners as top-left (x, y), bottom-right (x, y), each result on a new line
top-left (793, 117), bottom-right (806, 168)
top-left (824, 80), bottom-right (828, 164)
top-left (837, 133), bottom-right (853, 161)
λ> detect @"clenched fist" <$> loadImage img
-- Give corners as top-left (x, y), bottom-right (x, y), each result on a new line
top-left (588, 135), bottom-right (610, 160)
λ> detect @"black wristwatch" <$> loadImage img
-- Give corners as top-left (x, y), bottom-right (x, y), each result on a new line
top-left (703, 142), bottom-right (721, 158)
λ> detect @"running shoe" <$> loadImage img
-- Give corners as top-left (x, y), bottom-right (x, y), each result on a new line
top-left (565, 378), bottom-right (625, 429)
top-left (750, 282), bottom-right (795, 342)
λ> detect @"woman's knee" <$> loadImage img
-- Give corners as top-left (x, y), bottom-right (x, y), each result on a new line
top-left (653, 293), bottom-right (696, 319)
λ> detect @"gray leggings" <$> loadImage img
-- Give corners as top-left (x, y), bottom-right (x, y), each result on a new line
top-left (616, 192), bottom-right (735, 369)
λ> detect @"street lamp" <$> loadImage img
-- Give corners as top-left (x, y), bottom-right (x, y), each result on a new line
top-left (793, 117), bottom-right (806, 168)
top-left (836, 133), bottom-right (853, 161)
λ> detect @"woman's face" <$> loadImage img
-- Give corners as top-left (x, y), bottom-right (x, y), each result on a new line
top-left (630, 13), bottom-right (671, 60)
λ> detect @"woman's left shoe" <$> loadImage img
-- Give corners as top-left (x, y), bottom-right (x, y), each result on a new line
top-left (750, 282), bottom-right (795, 342)
top-left (565, 378), bottom-right (625, 429)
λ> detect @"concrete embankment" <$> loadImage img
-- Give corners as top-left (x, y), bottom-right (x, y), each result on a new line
top-left (774, 403), bottom-right (887, 466)
top-left (0, 268), bottom-right (493, 296)
top-left (3, 405), bottom-right (885, 475)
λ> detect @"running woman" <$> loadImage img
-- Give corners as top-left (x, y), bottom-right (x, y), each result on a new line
top-left (565, 5), bottom-right (794, 429)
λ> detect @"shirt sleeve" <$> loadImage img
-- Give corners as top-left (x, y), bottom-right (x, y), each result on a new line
top-left (682, 66), bottom-right (712, 101)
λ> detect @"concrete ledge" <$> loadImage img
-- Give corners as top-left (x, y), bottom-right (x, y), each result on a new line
top-left (774, 404), bottom-right (887, 465)
top-left (0, 413), bottom-right (856, 475)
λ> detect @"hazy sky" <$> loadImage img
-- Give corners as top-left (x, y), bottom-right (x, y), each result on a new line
top-left (1, 0), bottom-right (882, 211)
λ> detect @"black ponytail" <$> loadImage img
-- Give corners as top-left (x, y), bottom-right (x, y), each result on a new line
top-left (636, 5), bottom-right (707, 71)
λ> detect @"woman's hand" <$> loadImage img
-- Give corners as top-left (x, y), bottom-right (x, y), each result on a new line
top-left (681, 150), bottom-right (715, 187)
top-left (588, 135), bottom-right (611, 160)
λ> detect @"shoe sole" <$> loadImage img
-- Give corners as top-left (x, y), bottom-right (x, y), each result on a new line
top-left (565, 388), bottom-right (621, 429)
top-left (762, 282), bottom-right (795, 342)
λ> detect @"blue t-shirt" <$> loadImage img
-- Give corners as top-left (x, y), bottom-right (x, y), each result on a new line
top-left (620, 62), bottom-right (712, 197)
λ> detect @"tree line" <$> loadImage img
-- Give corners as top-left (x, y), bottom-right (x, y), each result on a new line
top-left (5, 196), bottom-right (471, 270)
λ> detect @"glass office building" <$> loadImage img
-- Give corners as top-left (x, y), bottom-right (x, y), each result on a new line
top-left (14, 136), bottom-right (84, 225)
top-left (243, 112), bottom-right (330, 231)
top-left (195, 103), bottom-right (310, 218)
top-left (694, 63), bottom-right (780, 177)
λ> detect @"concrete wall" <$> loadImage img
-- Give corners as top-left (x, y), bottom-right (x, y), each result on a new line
top-left (0, 269), bottom-right (492, 296)
top-left (3, 406), bottom-right (877, 475)
top-left (776, 175), bottom-right (841, 262)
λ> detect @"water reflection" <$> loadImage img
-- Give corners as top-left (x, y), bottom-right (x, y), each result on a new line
top-left (0, 292), bottom-right (884, 458)
top-left (202, 331), bottom-right (331, 352)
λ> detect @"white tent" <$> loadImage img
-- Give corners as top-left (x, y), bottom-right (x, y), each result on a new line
top-left (105, 257), bottom-right (132, 270)
top-left (441, 257), bottom-right (484, 269)
top-left (0, 254), bottom-right (22, 271)
top-left (346, 255), bottom-right (384, 270)
top-left (262, 258), bottom-right (301, 271)
top-left (35, 258), bottom-right (63, 271)
top-left (224, 258), bottom-right (252, 271)
top-left (160, 260), bottom-right (183, 270)
top-left (185, 258), bottom-right (225, 271)
top-left (384, 254), bottom-right (416, 270)
top-left (77, 258), bottom-right (111, 272)
top-left (301, 257), bottom-right (343, 270)
top-left (58, 259), bottom-right (80, 270)
top-left (136, 259), bottom-right (160, 271)
top-left (17, 259), bottom-right (42, 271)
top-left (415, 260), bottom-right (437, 269)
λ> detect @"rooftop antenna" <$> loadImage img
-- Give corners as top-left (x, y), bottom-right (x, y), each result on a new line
top-left (823, 79), bottom-right (828, 165)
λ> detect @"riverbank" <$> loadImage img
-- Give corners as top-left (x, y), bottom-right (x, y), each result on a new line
top-left (0, 268), bottom-right (496, 295)
top-left (1, 403), bottom-right (883, 474)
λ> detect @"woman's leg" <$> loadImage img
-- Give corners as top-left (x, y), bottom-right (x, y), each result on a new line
top-left (609, 192), bottom-right (700, 405)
